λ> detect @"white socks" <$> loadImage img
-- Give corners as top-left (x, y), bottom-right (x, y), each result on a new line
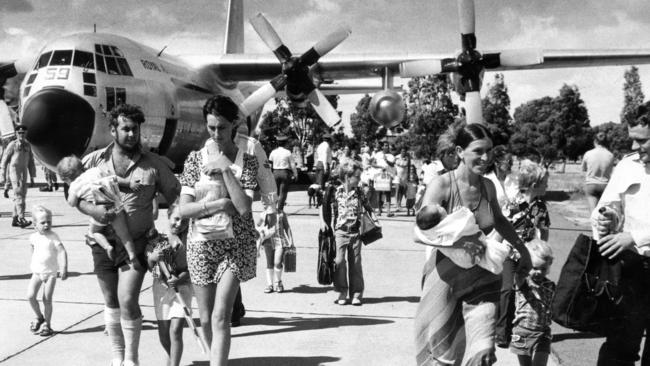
top-left (266, 269), bottom-right (274, 286)
top-left (274, 268), bottom-right (283, 283)
top-left (121, 317), bottom-right (142, 366)
top-left (104, 307), bottom-right (124, 365)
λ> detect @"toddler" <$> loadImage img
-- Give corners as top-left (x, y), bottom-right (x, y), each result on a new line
top-left (27, 205), bottom-right (67, 336)
top-left (258, 211), bottom-right (291, 293)
top-left (57, 155), bottom-right (140, 268)
top-left (146, 202), bottom-right (194, 366)
top-left (510, 239), bottom-right (556, 366)
top-left (405, 170), bottom-right (419, 216)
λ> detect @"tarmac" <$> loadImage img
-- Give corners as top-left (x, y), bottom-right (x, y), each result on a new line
top-left (0, 183), bottom-right (582, 365)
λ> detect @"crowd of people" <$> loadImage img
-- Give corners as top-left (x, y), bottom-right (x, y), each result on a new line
top-left (10, 94), bottom-right (650, 366)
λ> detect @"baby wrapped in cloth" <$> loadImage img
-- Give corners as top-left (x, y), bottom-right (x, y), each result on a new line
top-left (415, 204), bottom-right (510, 274)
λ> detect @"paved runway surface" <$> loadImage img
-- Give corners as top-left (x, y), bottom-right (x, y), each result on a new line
top-left (0, 184), bottom-right (600, 365)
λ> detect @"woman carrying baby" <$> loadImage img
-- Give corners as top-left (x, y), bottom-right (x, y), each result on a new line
top-left (414, 123), bottom-right (531, 366)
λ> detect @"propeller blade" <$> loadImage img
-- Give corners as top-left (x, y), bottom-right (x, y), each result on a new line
top-left (457, 0), bottom-right (475, 35)
top-left (464, 91), bottom-right (483, 124)
top-left (250, 13), bottom-right (292, 62)
top-left (307, 88), bottom-right (340, 127)
top-left (489, 49), bottom-right (544, 68)
top-left (399, 60), bottom-right (443, 77)
top-left (240, 75), bottom-right (287, 116)
top-left (299, 25), bottom-right (351, 66)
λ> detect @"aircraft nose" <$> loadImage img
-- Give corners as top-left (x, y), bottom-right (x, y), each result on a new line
top-left (21, 88), bottom-right (94, 170)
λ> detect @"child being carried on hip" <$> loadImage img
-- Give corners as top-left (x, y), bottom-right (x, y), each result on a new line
top-left (57, 155), bottom-right (142, 268)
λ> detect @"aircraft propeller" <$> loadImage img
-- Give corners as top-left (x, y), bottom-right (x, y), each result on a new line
top-left (240, 13), bottom-right (350, 127)
top-left (399, 0), bottom-right (543, 124)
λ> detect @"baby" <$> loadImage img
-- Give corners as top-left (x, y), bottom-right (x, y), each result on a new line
top-left (416, 203), bottom-right (448, 230)
top-left (57, 155), bottom-right (139, 268)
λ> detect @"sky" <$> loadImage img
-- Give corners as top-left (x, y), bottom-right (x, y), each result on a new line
top-left (2, 0), bottom-right (650, 129)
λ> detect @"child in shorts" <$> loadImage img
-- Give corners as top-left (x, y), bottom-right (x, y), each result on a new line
top-left (57, 155), bottom-right (140, 268)
top-left (510, 239), bottom-right (556, 366)
top-left (27, 205), bottom-right (67, 336)
top-left (405, 169), bottom-right (419, 216)
top-left (146, 201), bottom-right (192, 366)
top-left (258, 211), bottom-right (291, 293)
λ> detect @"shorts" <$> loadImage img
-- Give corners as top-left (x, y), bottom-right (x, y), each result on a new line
top-left (263, 238), bottom-right (283, 250)
top-left (34, 272), bottom-right (57, 282)
top-left (90, 237), bottom-right (147, 274)
top-left (584, 183), bottom-right (607, 198)
top-left (152, 279), bottom-right (193, 320)
top-left (406, 198), bottom-right (416, 209)
top-left (509, 326), bottom-right (551, 356)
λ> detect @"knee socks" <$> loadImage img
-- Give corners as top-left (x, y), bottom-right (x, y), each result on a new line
top-left (121, 316), bottom-right (142, 366)
top-left (266, 269), bottom-right (274, 286)
top-left (104, 307), bottom-right (124, 365)
top-left (274, 268), bottom-right (283, 284)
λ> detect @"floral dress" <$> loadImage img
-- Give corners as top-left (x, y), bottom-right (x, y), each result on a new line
top-left (179, 149), bottom-right (259, 286)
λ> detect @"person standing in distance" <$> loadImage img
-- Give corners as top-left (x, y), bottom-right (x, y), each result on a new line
top-left (315, 133), bottom-right (333, 188)
top-left (79, 104), bottom-right (180, 366)
top-left (1, 124), bottom-right (36, 228)
top-left (582, 131), bottom-right (615, 213)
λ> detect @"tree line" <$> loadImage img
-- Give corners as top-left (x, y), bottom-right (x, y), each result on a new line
top-left (256, 66), bottom-right (646, 164)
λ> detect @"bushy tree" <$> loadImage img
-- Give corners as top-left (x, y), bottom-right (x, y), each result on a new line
top-left (621, 66), bottom-right (644, 125)
top-left (399, 75), bottom-right (459, 159)
top-left (511, 84), bottom-right (592, 165)
top-left (482, 73), bottom-right (512, 146)
top-left (349, 94), bottom-right (387, 146)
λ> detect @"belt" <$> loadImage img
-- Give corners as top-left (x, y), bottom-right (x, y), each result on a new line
top-left (337, 222), bottom-right (359, 233)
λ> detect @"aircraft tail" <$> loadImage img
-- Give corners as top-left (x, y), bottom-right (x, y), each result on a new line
top-left (224, 0), bottom-right (244, 54)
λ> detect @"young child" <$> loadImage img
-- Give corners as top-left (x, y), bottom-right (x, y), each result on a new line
top-left (27, 205), bottom-right (67, 336)
top-left (510, 239), bottom-right (556, 366)
top-left (258, 211), bottom-right (292, 293)
top-left (146, 202), bottom-right (193, 366)
top-left (57, 155), bottom-right (140, 268)
top-left (307, 183), bottom-right (322, 208)
top-left (405, 170), bottom-right (419, 216)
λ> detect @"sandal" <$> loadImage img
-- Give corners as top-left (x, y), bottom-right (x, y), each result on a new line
top-left (263, 285), bottom-right (274, 293)
top-left (39, 323), bottom-right (53, 336)
top-left (30, 317), bottom-right (45, 333)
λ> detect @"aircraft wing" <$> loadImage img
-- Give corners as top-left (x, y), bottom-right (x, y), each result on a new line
top-left (202, 49), bottom-right (650, 85)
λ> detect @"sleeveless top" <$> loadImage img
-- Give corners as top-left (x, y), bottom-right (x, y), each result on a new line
top-left (443, 171), bottom-right (495, 235)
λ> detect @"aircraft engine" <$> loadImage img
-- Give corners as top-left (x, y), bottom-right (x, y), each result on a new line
top-left (369, 90), bottom-right (405, 129)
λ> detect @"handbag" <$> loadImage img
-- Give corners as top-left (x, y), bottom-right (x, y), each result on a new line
top-left (278, 215), bottom-right (296, 272)
top-left (317, 228), bottom-right (336, 285)
top-left (551, 234), bottom-right (639, 335)
top-left (374, 172), bottom-right (392, 192)
top-left (283, 246), bottom-right (297, 273)
top-left (359, 208), bottom-right (382, 245)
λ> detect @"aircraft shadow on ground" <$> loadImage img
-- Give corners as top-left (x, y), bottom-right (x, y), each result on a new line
top-left (191, 356), bottom-right (340, 366)
top-left (282, 284), bottom-right (332, 294)
top-left (234, 316), bottom-right (393, 338)
top-left (552, 331), bottom-right (603, 342)
top-left (0, 271), bottom-right (93, 280)
top-left (545, 190), bottom-right (572, 201)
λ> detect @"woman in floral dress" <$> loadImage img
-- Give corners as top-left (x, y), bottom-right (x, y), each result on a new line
top-left (178, 95), bottom-right (258, 366)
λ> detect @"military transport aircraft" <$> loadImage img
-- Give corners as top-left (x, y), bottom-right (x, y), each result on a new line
top-left (2, 0), bottom-right (650, 172)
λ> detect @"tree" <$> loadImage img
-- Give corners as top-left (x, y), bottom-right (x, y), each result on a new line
top-left (257, 96), bottom-right (334, 154)
top-left (620, 66), bottom-right (644, 125)
top-left (399, 75), bottom-right (459, 158)
top-left (349, 94), bottom-right (387, 146)
top-left (511, 84), bottom-right (592, 165)
top-left (482, 73), bottom-right (512, 146)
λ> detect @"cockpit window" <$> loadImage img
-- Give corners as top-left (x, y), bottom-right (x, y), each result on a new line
top-left (94, 44), bottom-right (132, 77)
top-left (73, 50), bottom-right (95, 70)
top-left (50, 50), bottom-right (73, 66)
top-left (34, 51), bottom-right (52, 69)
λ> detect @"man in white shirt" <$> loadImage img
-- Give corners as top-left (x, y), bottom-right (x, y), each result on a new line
top-left (268, 135), bottom-right (298, 211)
top-left (315, 134), bottom-right (332, 187)
top-left (592, 103), bottom-right (650, 366)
